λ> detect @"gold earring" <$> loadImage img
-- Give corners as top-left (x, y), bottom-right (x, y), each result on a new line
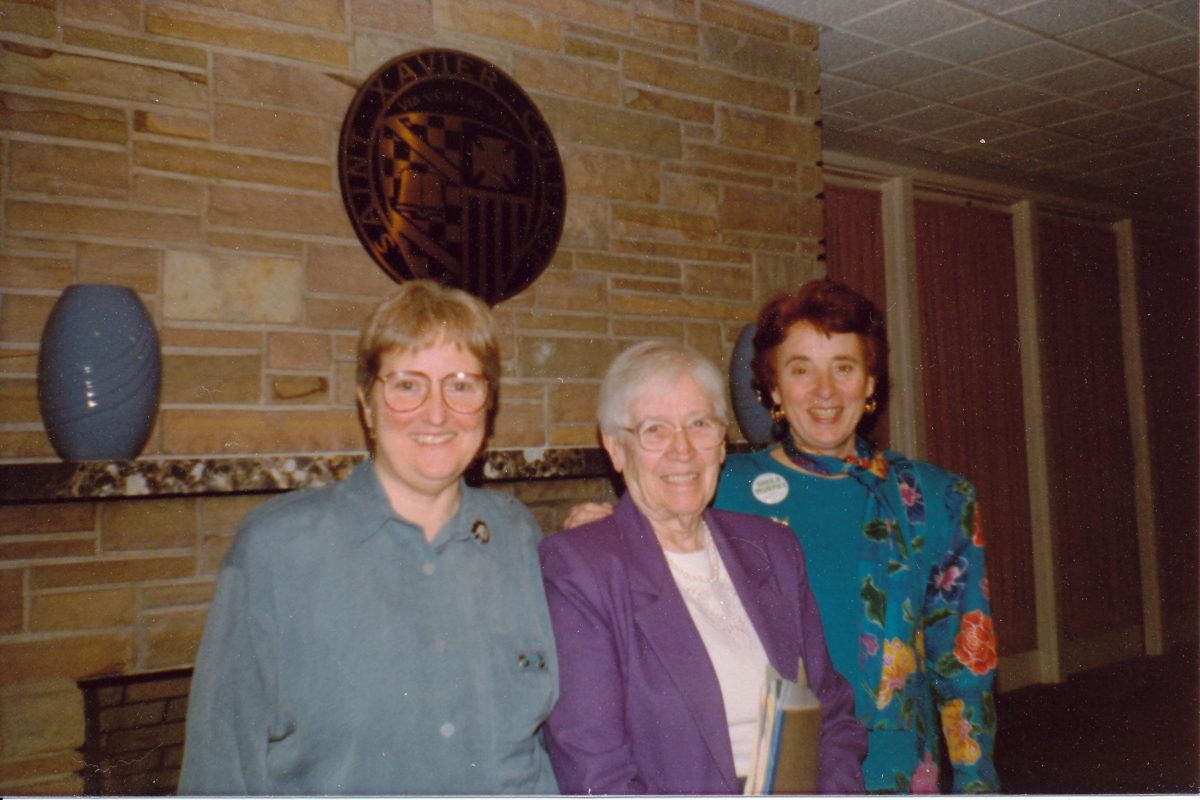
top-left (864, 396), bottom-right (878, 414)
top-left (771, 404), bottom-right (786, 424)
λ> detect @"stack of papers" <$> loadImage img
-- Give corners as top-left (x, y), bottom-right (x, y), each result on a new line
top-left (744, 659), bottom-right (822, 795)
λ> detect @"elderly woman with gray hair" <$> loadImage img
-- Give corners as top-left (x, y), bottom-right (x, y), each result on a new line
top-left (539, 340), bottom-right (866, 795)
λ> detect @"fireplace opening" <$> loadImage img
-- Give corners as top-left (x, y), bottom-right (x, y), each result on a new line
top-left (78, 668), bottom-right (192, 796)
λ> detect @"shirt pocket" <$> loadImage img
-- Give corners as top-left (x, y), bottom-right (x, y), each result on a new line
top-left (489, 634), bottom-right (556, 742)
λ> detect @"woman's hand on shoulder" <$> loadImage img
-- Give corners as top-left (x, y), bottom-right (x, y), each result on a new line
top-left (563, 502), bottom-right (614, 530)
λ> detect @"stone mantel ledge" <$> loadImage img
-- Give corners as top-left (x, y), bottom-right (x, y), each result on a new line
top-left (0, 448), bottom-right (616, 503)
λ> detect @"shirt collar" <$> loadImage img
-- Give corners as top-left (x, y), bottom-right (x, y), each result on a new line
top-left (342, 461), bottom-right (488, 549)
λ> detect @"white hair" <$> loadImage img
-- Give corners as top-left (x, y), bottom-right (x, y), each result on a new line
top-left (597, 340), bottom-right (728, 435)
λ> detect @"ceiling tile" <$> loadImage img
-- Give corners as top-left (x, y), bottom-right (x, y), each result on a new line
top-left (893, 67), bottom-right (1004, 102)
top-left (986, 127), bottom-right (1079, 154)
top-left (820, 111), bottom-right (868, 132)
top-left (879, 103), bottom-right (985, 134)
top-left (1125, 92), bottom-right (1198, 124)
top-left (1077, 76), bottom-right (1189, 110)
top-left (1101, 161), bottom-right (1161, 181)
top-left (1147, 0), bottom-right (1200, 30)
top-left (1003, 98), bottom-right (1098, 126)
top-left (934, 116), bottom-right (1030, 145)
top-left (1098, 123), bottom-right (1177, 149)
top-left (1112, 34), bottom-right (1200, 73)
top-left (816, 28), bottom-right (892, 69)
top-left (848, 122), bottom-right (922, 141)
top-left (1061, 11), bottom-right (1181, 57)
top-left (824, 89), bottom-right (930, 123)
top-left (1049, 111), bottom-right (1147, 140)
top-left (954, 83), bottom-right (1056, 115)
top-left (950, 0), bottom-right (1033, 13)
top-left (733, 0), bottom-right (1196, 215)
top-left (842, 0), bottom-right (980, 47)
top-left (1063, 151), bottom-right (1131, 173)
top-left (1000, 0), bottom-right (1135, 36)
top-left (832, 49), bottom-right (952, 87)
top-left (1127, 134), bottom-right (1199, 160)
top-left (1026, 141), bottom-right (1093, 164)
top-left (777, 0), bottom-right (900, 27)
top-left (946, 144), bottom-right (1020, 168)
top-left (820, 74), bottom-right (878, 106)
top-left (911, 19), bottom-right (1041, 64)
top-left (893, 134), bottom-right (969, 154)
top-left (1161, 63), bottom-right (1198, 89)
top-left (1026, 58), bottom-right (1142, 96)
top-left (971, 40), bottom-right (1090, 80)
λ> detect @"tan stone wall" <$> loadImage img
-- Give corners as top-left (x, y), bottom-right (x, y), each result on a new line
top-left (0, 0), bottom-right (823, 792)
top-left (0, 0), bottom-right (823, 460)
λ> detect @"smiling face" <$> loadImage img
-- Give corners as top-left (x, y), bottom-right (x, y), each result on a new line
top-left (770, 321), bottom-right (876, 459)
top-left (602, 372), bottom-right (726, 533)
top-left (359, 338), bottom-right (488, 504)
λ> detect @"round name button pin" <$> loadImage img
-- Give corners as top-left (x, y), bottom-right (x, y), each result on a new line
top-left (751, 472), bottom-right (789, 505)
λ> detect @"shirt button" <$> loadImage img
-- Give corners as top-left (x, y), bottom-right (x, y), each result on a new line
top-left (422, 562), bottom-right (437, 576)
top-left (432, 637), bottom-right (448, 653)
top-left (440, 722), bottom-right (455, 738)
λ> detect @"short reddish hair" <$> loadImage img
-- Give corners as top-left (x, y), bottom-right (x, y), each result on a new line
top-left (750, 279), bottom-right (888, 399)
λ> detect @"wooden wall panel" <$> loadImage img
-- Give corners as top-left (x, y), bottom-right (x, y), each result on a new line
top-left (1134, 221), bottom-right (1198, 641)
top-left (1037, 217), bottom-right (1142, 639)
top-left (913, 199), bottom-right (1037, 654)
top-left (824, 184), bottom-right (889, 449)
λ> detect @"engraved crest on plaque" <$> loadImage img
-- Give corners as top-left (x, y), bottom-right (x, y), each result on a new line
top-left (339, 49), bottom-right (566, 305)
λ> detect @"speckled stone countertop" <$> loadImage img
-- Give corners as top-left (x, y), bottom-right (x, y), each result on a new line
top-left (0, 447), bottom-right (616, 502)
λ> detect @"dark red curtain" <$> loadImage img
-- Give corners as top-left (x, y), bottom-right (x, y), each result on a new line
top-left (914, 199), bottom-right (1037, 655)
top-left (824, 184), bottom-right (889, 449)
top-left (1037, 216), bottom-right (1142, 639)
top-left (1134, 220), bottom-right (1198, 640)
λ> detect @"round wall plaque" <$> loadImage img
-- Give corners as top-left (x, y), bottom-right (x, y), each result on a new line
top-left (338, 49), bottom-right (566, 305)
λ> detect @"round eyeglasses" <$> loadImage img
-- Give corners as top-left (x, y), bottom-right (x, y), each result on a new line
top-left (622, 416), bottom-right (727, 452)
top-left (376, 370), bottom-right (490, 414)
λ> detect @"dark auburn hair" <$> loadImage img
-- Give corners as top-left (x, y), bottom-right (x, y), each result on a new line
top-left (750, 278), bottom-right (888, 401)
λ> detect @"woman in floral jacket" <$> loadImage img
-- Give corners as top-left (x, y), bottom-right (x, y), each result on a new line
top-left (715, 279), bottom-right (998, 792)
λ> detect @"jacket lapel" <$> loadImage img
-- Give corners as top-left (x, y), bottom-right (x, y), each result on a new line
top-left (708, 511), bottom-right (797, 682)
top-left (618, 497), bottom-right (738, 792)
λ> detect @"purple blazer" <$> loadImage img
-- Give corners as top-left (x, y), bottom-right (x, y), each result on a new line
top-left (539, 495), bottom-right (866, 795)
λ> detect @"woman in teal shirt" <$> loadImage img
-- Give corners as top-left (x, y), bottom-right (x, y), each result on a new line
top-left (717, 280), bottom-right (997, 793)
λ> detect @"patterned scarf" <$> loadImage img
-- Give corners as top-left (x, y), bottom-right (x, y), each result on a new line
top-left (778, 435), bottom-right (914, 531)
top-left (779, 435), bottom-right (928, 707)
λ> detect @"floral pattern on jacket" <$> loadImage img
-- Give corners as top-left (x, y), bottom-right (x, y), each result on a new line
top-left (855, 456), bottom-right (999, 793)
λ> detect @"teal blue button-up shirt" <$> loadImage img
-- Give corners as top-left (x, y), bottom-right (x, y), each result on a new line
top-left (179, 461), bottom-right (559, 795)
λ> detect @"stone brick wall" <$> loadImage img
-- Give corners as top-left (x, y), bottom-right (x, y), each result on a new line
top-left (1, 0), bottom-right (824, 461)
top-left (0, 0), bottom-right (823, 793)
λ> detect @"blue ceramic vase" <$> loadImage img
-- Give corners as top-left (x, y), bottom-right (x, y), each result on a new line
top-left (37, 284), bottom-right (161, 461)
top-left (730, 322), bottom-right (775, 446)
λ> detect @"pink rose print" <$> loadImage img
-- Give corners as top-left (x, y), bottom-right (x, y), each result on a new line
top-left (860, 633), bottom-right (879, 658)
top-left (936, 563), bottom-right (964, 593)
top-left (911, 752), bottom-right (939, 794)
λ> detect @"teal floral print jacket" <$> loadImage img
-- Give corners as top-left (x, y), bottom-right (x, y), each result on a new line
top-left (717, 442), bottom-right (999, 793)
top-left (855, 451), bottom-right (998, 793)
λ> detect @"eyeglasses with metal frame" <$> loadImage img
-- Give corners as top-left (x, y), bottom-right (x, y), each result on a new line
top-left (375, 370), bottom-right (490, 414)
top-left (621, 415), bottom-right (727, 452)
